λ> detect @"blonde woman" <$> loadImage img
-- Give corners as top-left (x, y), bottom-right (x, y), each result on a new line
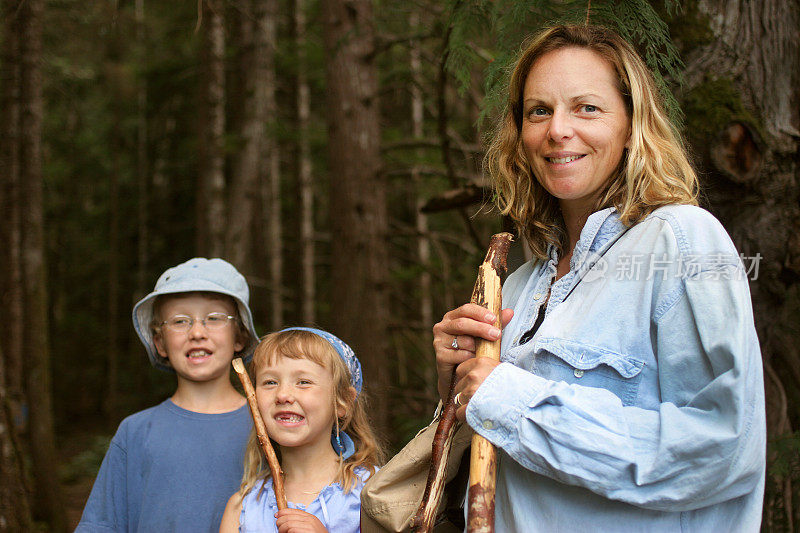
top-left (433, 25), bottom-right (765, 531)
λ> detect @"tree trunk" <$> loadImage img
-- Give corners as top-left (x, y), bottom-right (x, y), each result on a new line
top-left (259, 0), bottom-right (283, 330)
top-left (225, 0), bottom-right (260, 272)
top-left (0, 5), bottom-right (30, 525)
top-left (322, 0), bottom-right (390, 435)
top-left (135, 0), bottom-right (149, 297)
top-left (409, 9), bottom-right (436, 399)
top-left (104, 1), bottom-right (123, 427)
top-left (676, 1), bottom-right (800, 530)
top-left (198, 0), bottom-right (226, 257)
top-left (296, 0), bottom-right (316, 325)
top-left (18, 0), bottom-right (68, 529)
top-left (0, 0), bottom-right (25, 438)
top-left (0, 344), bottom-right (31, 532)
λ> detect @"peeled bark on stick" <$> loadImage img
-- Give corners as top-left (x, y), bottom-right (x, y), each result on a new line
top-left (412, 233), bottom-right (513, 532)
top-left (231, 358), bottom-right (287, 509)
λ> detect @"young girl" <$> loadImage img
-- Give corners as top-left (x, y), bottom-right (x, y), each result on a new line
top-left (220, 327), bottom-right (383, 533)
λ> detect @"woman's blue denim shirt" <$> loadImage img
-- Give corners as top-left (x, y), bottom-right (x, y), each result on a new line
top-left (466, 205), bottom-right (766, 532)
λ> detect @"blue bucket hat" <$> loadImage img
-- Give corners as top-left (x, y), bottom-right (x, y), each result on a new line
top-left (279, 327), bottom-right (363, 457)
top-left (133, 258), bottom-right (259, 372)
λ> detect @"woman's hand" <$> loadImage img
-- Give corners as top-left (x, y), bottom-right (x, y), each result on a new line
top-left (452, 356), bottom-right (502, 421)
top-left (433, 303), bottom-right (513, 402)
top-left (275, 508), bottom-right (328, 532)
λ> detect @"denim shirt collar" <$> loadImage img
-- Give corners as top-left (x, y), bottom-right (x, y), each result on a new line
top-left (546, 207), bottom-right (624, 267)
top-left (542, 208), bottom-right (625, 305)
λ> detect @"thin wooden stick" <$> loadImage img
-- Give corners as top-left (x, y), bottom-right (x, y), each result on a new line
top-left (232, 357), bottom-right (288, 509)
top-left (466, 234), bottom-right (511, 533)
top-left (411, 233), bottom-right (513, 532)
top-left (410, 369), bottom-right (460, 532)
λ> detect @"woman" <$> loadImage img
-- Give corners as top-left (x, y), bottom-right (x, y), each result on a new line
top-left (434, 25), bottom-right (765, 531)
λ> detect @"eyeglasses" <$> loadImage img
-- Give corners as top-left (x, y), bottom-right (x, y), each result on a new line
top-left (159, 312), bottom-right (238, 333)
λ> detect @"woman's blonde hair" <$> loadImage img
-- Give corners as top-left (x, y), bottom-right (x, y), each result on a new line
top-left (485, 24), bottom-right (698, 258)
top-left (239, 330), bottom-right (384, 497)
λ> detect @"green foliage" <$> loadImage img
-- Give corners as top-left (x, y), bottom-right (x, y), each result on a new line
top-left (439, 0), bottom-right (687, 130)
top-left (60, 435), bottom-right (113, 484)
top-left (769, 431), bottom-right (800, 480)
top-left (656, 1), bottom-right (714, 53)
top-left (442, 0), bottom-right (492, 94)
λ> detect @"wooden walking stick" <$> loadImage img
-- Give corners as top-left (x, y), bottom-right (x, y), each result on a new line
top-left (411, 232), bottom-right (513, 533)
top-left (465, 232), bottom-right (511, 533)
top-left (232, 357), bottom-right (288, 509)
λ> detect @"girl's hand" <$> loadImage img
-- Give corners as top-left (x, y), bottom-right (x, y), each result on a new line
top-left (275, 508), bottom-right (328, 532)
top-left (433, 303), bottom-right (513, 402)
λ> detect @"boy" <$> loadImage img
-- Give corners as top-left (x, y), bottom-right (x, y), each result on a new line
top-left (76, 258), bottom-right (259, 532)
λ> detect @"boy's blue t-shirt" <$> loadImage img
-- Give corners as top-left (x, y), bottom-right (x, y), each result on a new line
top-left (76, 399), bottom-right (252, 533)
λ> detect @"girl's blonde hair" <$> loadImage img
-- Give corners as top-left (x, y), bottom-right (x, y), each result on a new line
top-left (239, 330), bottom-right (384, 497)
top-left (485, 24), bottom-right (698, 258)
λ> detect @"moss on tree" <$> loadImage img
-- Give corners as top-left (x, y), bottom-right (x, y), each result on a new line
top-left (682, 77), bottom-right (762, 145)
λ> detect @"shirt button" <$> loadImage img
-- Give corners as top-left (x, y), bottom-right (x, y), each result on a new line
top-left (482, 420), bottom-right (494, 430)
top-left (533, 293), bottom-right (542, 300)
top-left (573, 369), bottom-right (585, 378)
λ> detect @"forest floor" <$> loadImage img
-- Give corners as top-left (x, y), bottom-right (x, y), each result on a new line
top-left (59, 428), bottom-right (111, 529)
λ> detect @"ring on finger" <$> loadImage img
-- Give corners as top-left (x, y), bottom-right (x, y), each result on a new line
top-left (454, 392), bottom-right (463, 407)
top-left (451, 337), bottom-right (459, 350)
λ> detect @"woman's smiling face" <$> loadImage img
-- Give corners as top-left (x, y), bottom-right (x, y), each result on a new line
top-left (521, 46), bottom-right (630, 216)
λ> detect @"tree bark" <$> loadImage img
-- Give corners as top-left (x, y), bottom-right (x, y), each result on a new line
top-left (104, 0), bottom-right (123, 427)
top-left (260, 0), bottom-right (283, 330)
top-left (135, 0), bottom-right (149, 297)
top-left (198, 0), bottom-right (226, 257)
top-left (0, 0), bottom-right (25, 439)
top-left (409, 9), bottom-right (436, 398)
top-left (296, 0), bottom-right (316, 325)
top-left (18, 0), bottom-right (68, 529)
top-left (676, 1), bottom-right (800, 529)
top-left (322, 0), bottom-right (391, 434)
top-left (226, 0), bottom-right (260, 272)
top-left (0, 344), bottom-right (32, 532)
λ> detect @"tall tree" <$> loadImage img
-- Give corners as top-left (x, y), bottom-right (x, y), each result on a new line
top-left (0, 8), bottom-right (29, 522)
top-left (0, 344), bottom-right (31, 532)
top-left (296, 0), bottom-right (316, 325)
top-left (18, 0), bottom-right (68, 529)
top-left (409, 9), bottom-right (436, 398)
top-left (197, 0), bottom-right (227, 257)
top-left (674, 1), bottom-right (800, 529)
top-left (103, 0), bottom-right (124, 426)
top-left (259, 0), bottom-right (283, 330)
top-left (226, 0), bottom-right (260, 272)
top-left (135, 0), bottom-right (149, 296)
top-left (323, 0), bottom-right (390, 433)
top-left (0, 0), bottom-right (24, 435)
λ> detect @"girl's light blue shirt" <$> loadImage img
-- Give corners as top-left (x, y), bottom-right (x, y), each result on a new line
top-left (239, 468), bottom-right (371, 532)
top-left (466, 205), bottom-right (766, 532)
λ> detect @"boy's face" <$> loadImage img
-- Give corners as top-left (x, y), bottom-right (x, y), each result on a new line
top-left (153, 293), bottom-right (243, 384)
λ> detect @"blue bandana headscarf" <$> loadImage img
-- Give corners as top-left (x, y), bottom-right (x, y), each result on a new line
top-left (279, 327), bottom-right (363, 458)
top-left (279, 327), bottom-right (363, 394)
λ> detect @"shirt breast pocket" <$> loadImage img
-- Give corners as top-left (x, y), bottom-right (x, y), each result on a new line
top-left (533, 338), bottom-right (645, 406)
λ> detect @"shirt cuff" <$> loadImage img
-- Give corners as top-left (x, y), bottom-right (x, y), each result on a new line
top-left (465, 362), bottom-right (550, 447)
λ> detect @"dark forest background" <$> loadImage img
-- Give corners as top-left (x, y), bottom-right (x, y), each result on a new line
top-left (0, 1), bottom-right (798, 531)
